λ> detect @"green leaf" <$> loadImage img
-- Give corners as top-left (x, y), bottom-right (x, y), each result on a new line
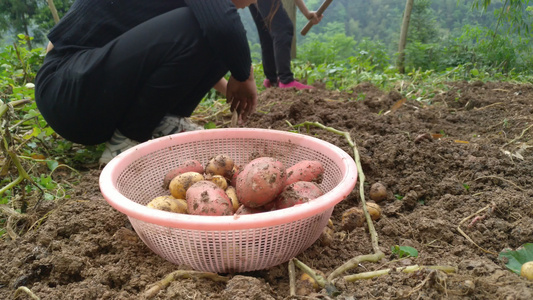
top-left (498, 243), bottom-right (533, 275)
top-left (46, 160), bottom-right (59, 172)
top-left (204, 122), bottom-right (217, 129)
top-left (391, 245), bottom-right (419, 258)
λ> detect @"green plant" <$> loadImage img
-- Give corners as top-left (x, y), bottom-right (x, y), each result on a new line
top-left (391, 245), bottom-right (419, 258)
top-left (499, 243), bottom-right (533, 276)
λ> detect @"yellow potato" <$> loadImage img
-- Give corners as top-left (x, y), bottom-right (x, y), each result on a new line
top-left (169, 172), bottom-right (204, 199)
top-left (206, 174), bottom-right (228, 190)
top-left (225, 186), bottom-right (240, 212)
top-left (205, 154), bottom-right (235, 179)
top-left (521, 261), bottom-right (533, 281)
top-left (365, 202), bottom-right (382, 220)
top-left (147, 196), bottom-right (188, 214)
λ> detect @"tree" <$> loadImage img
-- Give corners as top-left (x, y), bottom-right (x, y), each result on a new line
top-left (397, 0), bottom-right (414, 74)
top-left (469, 0), bottom-right (532, 35)
top-left (0, 0), bottom-right (38, 49)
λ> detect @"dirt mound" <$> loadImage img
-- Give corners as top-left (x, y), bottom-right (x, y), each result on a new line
top-left (2, 81), bottom-right (533, 299)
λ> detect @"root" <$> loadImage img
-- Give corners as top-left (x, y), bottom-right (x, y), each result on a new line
top-left (142, 270), bottom-right (228, 299)
top-left (344, 265), bottom-right (457, 282)
top-left (292, 258), bottom-right (339, 297)
top-left (474, 175), bottom-right (524, 192)
top-left (456, 203), bottom-right (498, 255)
top-left (288, 259), bottom-right (296, 296)
top-left (13, 286), bottom-right (40, 300)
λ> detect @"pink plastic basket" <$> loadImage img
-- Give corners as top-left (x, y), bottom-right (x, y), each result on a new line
top-left (99, 128), bottom-right (357, 273)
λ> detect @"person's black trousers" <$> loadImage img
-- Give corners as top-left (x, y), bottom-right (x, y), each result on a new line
top-left (35, 7), bottom-right (227, 145)
top-left (249, 0), bottom-right (294, 84)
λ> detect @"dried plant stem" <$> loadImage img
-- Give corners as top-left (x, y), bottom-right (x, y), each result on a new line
top-left (474, 175), bottom-right (524, 192)
top-left (344, 265), bottom-right (457, 282)
top-left (13, 286), bottom-right (40, 300)
top-left (288, 259), bottom-right (297, 296)
top-left (456, 204), bottom-right (498, 255)
top-left (292, 258), bottom-right (339, 296)
top-left (142, 270), bottom-right (228, 299)
top-left (286, 121), bottom-right (385, 281)
top-left (501, 123), bottom-right (533, 149)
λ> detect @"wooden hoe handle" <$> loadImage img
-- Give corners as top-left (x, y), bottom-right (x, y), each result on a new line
top-left (300, 0), bottom-right (333, 36)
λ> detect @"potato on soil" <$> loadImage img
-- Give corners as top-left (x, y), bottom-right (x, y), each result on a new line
top-left (366, 202), bottom-right (382, 220)
top-left (236, 157), bottom-right (287, 208)
top-left (274, 181), bottom-right (324, 210)
top-left (521, 261), bottom-right (533, 281)
top-left (369, 182), bottom-right (388, 202)
top-left (186, 181), bottom-right (233, 216)
top-left (205, 154), bottom-right (235, 179)
top-left (147, 196), bottom-right (188, 214)
top-left (162, 160), bottom-right (204, 189)
top-left (318, 226), bottom-right (334, 247)
top-left (285, 160), bottom-right (324, 186)
top-left (296, 270), bottom-right (326, 295)
top-left (341, 207), bottom-right (365, 231)
top-left (169, 171), bottom-right (204, 200)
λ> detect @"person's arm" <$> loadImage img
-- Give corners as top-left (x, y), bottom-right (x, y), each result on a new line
top-left (295, 0), bottom-right (323, 24)
top-left (213, 78), bottom-right (228, 96)
top-left (46, 41), bottom-right (54, 53)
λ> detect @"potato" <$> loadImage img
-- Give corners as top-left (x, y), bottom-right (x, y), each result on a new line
top-left (236, 157), bottom-right (287, 208)
top-left (234, 204), bottom-right (267, 215)
top-left (206, 174), bottom-right (228, 190)
top-left (341, 207), bottom-right (365, 231)
top-left (225, 186), bottom-right (240, 212)
top-left (285, 160), bottom-right (324, 186)
top-left (274, 181), bottom-right (324, 210)
top-left (230, 165), bottom-right (242, 188)
top-left (369, 182), bottom-right (387, 202)
top-left (521, 261), bottom-right (533, 281)
top-left (365, 202), bottom-right (382, 220)
top-left (162, 160), bottom-right (204, 189)
top-left (186, 181), bottom-right (233, 216)
top-left (205, 154), bottom-right (235, 179)
top-left (147, 196), bottom-right (188, 214)
top-left (169, 172), bottom-right (205, 200)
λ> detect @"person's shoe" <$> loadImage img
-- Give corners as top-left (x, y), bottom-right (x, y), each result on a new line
top-left (152, 115), bottom-right (204, 138)
top-left (263, 79), bottom-right (278, 88)
top-left (279, 80), bottom-right (314, 90)
top-left (99, 130), bottom-right (140, 164)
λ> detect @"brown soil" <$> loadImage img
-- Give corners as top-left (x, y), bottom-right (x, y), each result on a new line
top-left (2, 81), bottom-right (533, 299)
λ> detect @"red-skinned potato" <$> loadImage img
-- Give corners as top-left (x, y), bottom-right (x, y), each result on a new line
top-left (186, 181), bottom-right (233, 216)
top-left (163, 160), bottom-right (204, 189)
top-left (285, 160), bottom-right (324, 186)
top-left (236, 157), bottom-right (287, 208)
top-left (234, 204), bottom-right (268, 215)
top-left (230, 165), bottom-right (242, 188)
top-left (275, 181), bottom-right (324, 210)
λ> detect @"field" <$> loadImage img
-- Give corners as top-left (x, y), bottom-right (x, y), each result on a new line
top-left (1, 81), bottom-right (533, 299)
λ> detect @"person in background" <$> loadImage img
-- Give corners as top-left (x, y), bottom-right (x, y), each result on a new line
top-left (35, 0), bottom-right (258, 164)
top-left (249, 0), bottom-right (322, 90)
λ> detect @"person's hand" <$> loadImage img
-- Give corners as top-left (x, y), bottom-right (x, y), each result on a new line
top-left (306, 12), bottom-right (323, 25)
top-left (226, 66), bottom-right (257, 123)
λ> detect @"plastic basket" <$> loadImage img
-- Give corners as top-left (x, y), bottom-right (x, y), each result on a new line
top-left (99, 128), bottom-right (357, 273)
